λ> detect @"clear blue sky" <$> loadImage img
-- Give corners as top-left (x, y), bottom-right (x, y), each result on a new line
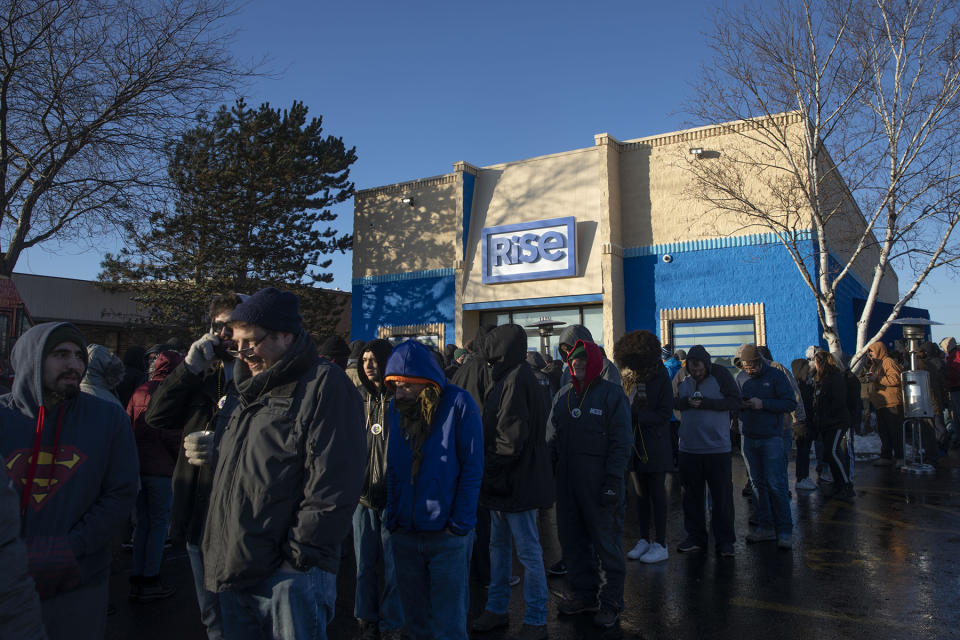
top-left (17, 0), bottom-right (958, 341)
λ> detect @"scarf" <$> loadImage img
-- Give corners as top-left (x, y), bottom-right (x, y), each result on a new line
top-left (396, 384), bottom-right (441, 481)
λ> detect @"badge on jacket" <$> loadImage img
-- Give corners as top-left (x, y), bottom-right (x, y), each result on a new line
top-left (371, 423), bottom-right (383, 436)
top-left (218, 395), bottom-right (227, 410)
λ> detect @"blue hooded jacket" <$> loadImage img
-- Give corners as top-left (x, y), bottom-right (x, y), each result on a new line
top-left (383, 340), bottom-right (483, 535)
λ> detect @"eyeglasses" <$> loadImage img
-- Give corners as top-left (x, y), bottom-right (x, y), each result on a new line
top-left (211, 321), bottom-right (233, 338)
top-left (225, 332), bottom-right (269, 359)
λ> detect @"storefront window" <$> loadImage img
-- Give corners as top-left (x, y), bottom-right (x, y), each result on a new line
top-left (479, 304), bottom-right (603, 357)
top-left (660, 303), bottom-right (765, 371)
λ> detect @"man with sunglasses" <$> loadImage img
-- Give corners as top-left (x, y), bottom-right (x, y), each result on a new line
top-left (199, 287), bottom-right (365, 640)
top-left (145, 293), bottom-right (245, 639)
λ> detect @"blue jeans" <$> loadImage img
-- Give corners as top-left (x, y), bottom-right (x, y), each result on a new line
top-left (133, 475), bottom-right (173, 576)
top-left (742, 436), bottom-right (792, 536)
top-left (218, 566), bottom-right (336, 640)
top-left (352, 505), bottom-right (404, 631)
top-left (186, 542), bottom-right (223, 640)
top-left (486, 509), bottom-right (548, 626)
top-left (391, 529), bottom-right (474, 640)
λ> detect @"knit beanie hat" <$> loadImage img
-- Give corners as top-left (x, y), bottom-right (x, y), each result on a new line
top-left (567, 343), bottom-right (587, 362)
top-left (43, 324), bottom-right (88, 363)
top-left (453, 348), bottom-right (468, 361)
top-left (734, 343), bottom-right (760, 369)
top-left (228, 287), bottom-right (302, 333)
top-left (661, 343), bottom-right (674, 359)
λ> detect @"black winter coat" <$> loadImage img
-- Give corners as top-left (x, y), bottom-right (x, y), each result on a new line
top-left (146, 359), bottom-right (239, 544)
top-left (479, 325), bottom-right (554, 512)
top-left (630, 365), bottom-right (675, 474)
top-left (451, 352), bottom-right (493, 409)
top-left (811, 367), bottom-right (850, 433)
top-left (201, 332), bottom-right (366, 591)
top-left (357, 339), bottom-right (394, 511)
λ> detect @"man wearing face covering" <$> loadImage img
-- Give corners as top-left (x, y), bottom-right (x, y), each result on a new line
top-left (383, 339), bottom-right (483, 640)
top-left (549, 339), bottom-right (632, 629)
top-left (471, 325), bottom-right (552, 640)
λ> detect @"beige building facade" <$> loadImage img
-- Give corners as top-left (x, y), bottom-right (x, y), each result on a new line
top-left (352, 116), bottom-right (908, 364)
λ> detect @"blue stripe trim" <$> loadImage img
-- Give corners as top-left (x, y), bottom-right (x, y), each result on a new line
top-left (624, 230), bottom-right (813, 258)
top-left (463, 293), bottom-right (602, 311)
top-left (352, 268), bottom-right (455, 286)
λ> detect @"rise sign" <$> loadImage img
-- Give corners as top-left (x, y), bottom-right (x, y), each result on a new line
top-left (481, 217), bottom-right (577, 284)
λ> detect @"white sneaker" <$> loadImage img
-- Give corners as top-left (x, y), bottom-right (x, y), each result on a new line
top-left (795, 477), bottom-right (817, 491)
top-left (627, 539), bottom-right (650, 560)
top-left (639, 542), bottom-right (669, 564)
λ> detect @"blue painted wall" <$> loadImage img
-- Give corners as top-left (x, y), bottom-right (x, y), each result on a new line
top-left (351, 271), bottom-right (456, 342)
top-left (623, 240), bottom-right (821, 363)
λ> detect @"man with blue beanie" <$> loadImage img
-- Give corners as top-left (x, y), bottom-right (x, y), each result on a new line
top-left (195, 287), bottom-right (366, 640)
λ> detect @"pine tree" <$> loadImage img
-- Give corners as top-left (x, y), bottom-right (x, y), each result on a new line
top-left (100, 99), bottom-right (356, 337)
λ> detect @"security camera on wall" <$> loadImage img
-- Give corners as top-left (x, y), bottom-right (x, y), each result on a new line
top-left (662, 254), bottom-right (673, 263)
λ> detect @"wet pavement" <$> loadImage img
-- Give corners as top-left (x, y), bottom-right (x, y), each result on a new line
top-left (105, 449), bottom-right (960, 640)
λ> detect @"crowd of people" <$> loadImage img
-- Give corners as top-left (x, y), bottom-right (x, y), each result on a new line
top-left (1, 285), bottom-right (959, 640)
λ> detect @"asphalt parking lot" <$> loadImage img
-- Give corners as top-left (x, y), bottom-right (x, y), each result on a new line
top-left (106, 448), bottom-right (960, 640)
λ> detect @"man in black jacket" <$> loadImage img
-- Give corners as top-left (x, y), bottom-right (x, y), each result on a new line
top-left (352, 339), bottom-right (403, 640)
top-left (471, 325), bottom-right (553, 640)
top-left (551, 340), bottom-right (632, 629)
top-left (196, 288), bottom-right (366, 640)
top-left (145, 292), bottom-right (243, 640)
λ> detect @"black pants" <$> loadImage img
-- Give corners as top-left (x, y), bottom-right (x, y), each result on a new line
top-left (877, 406), bottom-right (904, 460)
top-left (470, 505), bottom-right (490, 584)
top-left (795, 435), bottom-right (815, 481)
top-left (556, 475), bottom-right (626, 611)
top-left (632, 471), bottom-right (666, 545)
top-left (822, 427), bottom-right (851, 487)
top-left (678, 451), bottom-right (736, 547)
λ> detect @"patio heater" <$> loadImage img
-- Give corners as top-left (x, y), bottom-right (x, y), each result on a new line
top-left (525, 318), bottom-right (567, 360)
top-left (889, 317), bottom-right (942, 475)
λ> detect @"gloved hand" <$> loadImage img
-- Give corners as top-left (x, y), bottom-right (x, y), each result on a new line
top-left (184, 430), bottom-right (215, 467)
top-left (184, 332), bottom-right (220, 374)
top-left (600, 475), bottom-right (621, 507)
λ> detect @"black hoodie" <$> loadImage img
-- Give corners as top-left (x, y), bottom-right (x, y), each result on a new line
top-left (479, 325), bottom-right (554, 512)
top-left (357, 339), bottom-right (394, 510)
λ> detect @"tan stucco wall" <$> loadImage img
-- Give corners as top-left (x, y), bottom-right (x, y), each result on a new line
top-left (353, 175), bottom-right (458, 278)
top-left (461, 147), bottom-right (605, 304)
top-left (621, 117), bottom-right (814, 247)
top-left (818, 161), bottom-right (899, 303)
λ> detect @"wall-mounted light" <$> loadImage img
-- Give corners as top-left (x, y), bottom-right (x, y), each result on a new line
top-left (689, 148), bottom-right (704, 158)
top-left (401, 196), bottom-right (414, 207)
top-left (662, 254), bottom-right (673, 263)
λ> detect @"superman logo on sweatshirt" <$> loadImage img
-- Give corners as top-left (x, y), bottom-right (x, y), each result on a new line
top-left (5, 446), bottom-right (87, 510)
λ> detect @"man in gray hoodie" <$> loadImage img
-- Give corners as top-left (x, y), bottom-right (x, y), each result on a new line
top-left (674, 345), bottom-right (740, 556)
top-left (0, 322), bottom-right (139, 640)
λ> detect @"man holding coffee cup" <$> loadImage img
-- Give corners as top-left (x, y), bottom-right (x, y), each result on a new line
top-left (198, 287), bottom-right (366, 640)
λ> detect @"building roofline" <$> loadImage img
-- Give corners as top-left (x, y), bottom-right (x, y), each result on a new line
top-left (356, 111), bottom-right (806, 195)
